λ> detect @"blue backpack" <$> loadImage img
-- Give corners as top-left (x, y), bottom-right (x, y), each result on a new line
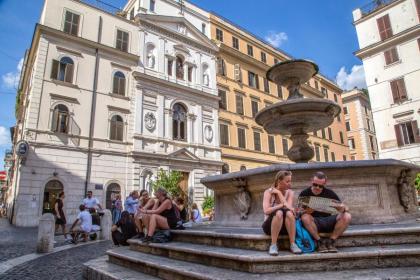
top-left (295, 219), bottom-right (315, 253)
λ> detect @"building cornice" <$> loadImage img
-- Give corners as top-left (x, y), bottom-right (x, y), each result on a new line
top-left (355, 24), bottom-right (420, 59)
top-left (131, 150), bottom-right (224, 167)
top-left (221, 152), bottom-right (290, 165)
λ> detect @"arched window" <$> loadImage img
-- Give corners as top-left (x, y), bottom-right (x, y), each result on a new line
top-left (51, 57), bottom-right (74, 83)
top-left (172, 103), bottom-right (187, 141)
top-left (112, 71), bottom-right (126, 95)
top-left (240, 165), bottom-right (247, 171)
top-left (176, 56), bottom-right (184, 80)
top-left (222, 163), bottom-right (230, 174)
top-left (110, 115), bottom-right (124, 141)
top-left (51, 104), bottom-right (69, 133)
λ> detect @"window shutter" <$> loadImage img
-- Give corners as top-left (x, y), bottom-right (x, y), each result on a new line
top-left (255, 74), bottom-right (259, 89)
top-left (411, 120), bottom-right (420, 143)
top-left (234, 64), bottom-right (242, 82)
top-left (384, 50), bottom-right (391, 65)
top-left (394, 124), bottom-right (403, 147)
top-left (119, 77), bottom-right (126, 95)
top-left (390, 80), bottom-right (399, 103)
top-left (50, 60), bottom-right (59, 79)
top-left (71, 13), bottom-right (80, 36)
top-left (64, 63), bottom-right (74, 83)
top-left (377, 15), bottom-right (392, 41)
top-left (397, 79), bottom-right (407, 100)
top-left (51, 109), bottom-right (58, 132)
top-left (113, 75), bottom-right (119, 94)
top-left (415, 0), bottom-right (420, 21)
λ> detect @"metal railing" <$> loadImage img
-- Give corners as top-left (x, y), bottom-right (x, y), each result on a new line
top-left (359, 0), bottom-right (398, 17)
top-left (81, 0), bottom-right (123, 15)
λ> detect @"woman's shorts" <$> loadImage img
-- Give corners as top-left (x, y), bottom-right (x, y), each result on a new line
top-left (262, 208), bottom-right (290, 235)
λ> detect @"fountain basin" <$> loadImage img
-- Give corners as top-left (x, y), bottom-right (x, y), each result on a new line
top-left (267, 59), bottom-right (319, 86)
top-left (255, 98), bottom-right (341, 135)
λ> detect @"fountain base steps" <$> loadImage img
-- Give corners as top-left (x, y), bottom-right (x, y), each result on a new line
top-left (170, 222), bottom-right (420, 251)
top-left (85, 248), bottom-right (420, 280)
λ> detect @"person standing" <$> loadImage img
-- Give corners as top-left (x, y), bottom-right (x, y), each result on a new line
top-left (124, 191), bottom-right (139, 216)
top-left (54, 192), bottom-right (71, 240)
top-left (112, 194), bottom-right (123, 225)
top-left (299, 171), bottom-right (352, 253)
top-left (83, 191), bottom-right (103, 211)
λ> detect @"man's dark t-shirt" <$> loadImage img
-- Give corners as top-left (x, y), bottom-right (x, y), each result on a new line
top-left (116, 220), bottom-right (137, 240)
top-left (299, 187), bottom-right (341, 218)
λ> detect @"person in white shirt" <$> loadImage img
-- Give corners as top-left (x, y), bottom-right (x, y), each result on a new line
top-left (83, 191), bottom-right (103, 211)
top-left (70, 204), bottom-right (93, 242)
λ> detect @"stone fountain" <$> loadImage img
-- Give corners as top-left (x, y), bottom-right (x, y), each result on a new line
top-left (201, 59), bottom-right (420, 227)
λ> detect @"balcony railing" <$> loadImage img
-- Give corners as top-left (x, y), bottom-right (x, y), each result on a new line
top-left (82, 0), bottom-right (123, 15)
top-left (359, 0), bottom-right (398, 17)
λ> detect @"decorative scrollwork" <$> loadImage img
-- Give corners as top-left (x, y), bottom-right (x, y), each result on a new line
top-left (144, 112), bottom-right (156, 131)
top-left (233, 186), bottom-right (251, 220)
top-left (397, 169), bottom-right (416, 212)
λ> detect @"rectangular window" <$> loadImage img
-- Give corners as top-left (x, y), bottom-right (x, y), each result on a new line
top-left (116, 30), bottom-right (129, 52)
top-left (218, 90), bottom-right (227, 110)
top-left (232, 36), bottom-right (239, 49)
top-left (377, 14), bottom-right (393, 41)
top-left (315, 145), bottom-right (320, 161)
top-left (345, 121), bottom-right (351, 131)
top-left (219, 124), bottom-right (229, 146)
top-left (201, 23), bottom-right (206, 34)
top-left (277, 86), bottom-right (283, 99)
top-left (247, 44), bottom-right (253, 56)
top-left (321, 128), bottom-right (326, 139)
top-left (261, 52), bottom-right (267, 63)
top-left (150, 0), bottom-right (155, 12)
top-left (63, 11), bottom-right (80, 36)
top-left (129, 8), bottom-right (135, 20)
top-left (331, 152), bottom-right (336, 162)
top-left (334, 94), bottom-right (338, 102)
top-left (343, 106), bottom-right (348, 115)
top-left (188, 66), bottom-right (193, 82)
top-left (248, 71), bottom-right (259, 88)
top-left (268, 135), bottom-right (275, 154)
top-left (263, 78), bottom-right (270, 93)
top-left (395, 121), bottom-right (420, 146)
top-left (274, 58), bottom-right (279, 64)
top-left (384, 47), bottom-right (399, 65)
top-left (369, 135), bottom-right (375, 150)
top-left (416, 0), bottom-right (420, 21)
top-left (167, 59), bottom-right (173, 76)
top-left (238, 128), bottom-right (246, 149)
top-left (216, 28), bottom-right (223, 41)
top-left (314, 80), bottom-right (319, 90)
top-left (253, 131), bottom-right (261, 151)
top-left (343, 155), bottom-right (347, 161)
top-left (251, 100), bottom-right (259, 118)
top-left (367, 119), bottom-right (371, 131)
top-left (217, 58), bottom-right (226, 76)
top-left (234, 64), bottom-right (242, 82)
top-left (321, 87), bottom-right (327, 98)
top-left (323, 147), bottom-right (329, 162)
top-left (282, 138), bottom-right (289, 155)
top-left (390, 78), bottom-right (407, 103)
top-left (348, 138), bottom-right (355, 149)
top-left (339, 131), bottom-right (344, 144)
top-left (328, 127), bottom-right (332, 141)
top-left (236, 94), bottom-right (244, 115)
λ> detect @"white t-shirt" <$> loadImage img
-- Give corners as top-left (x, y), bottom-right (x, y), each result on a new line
top-left (192, 209), bottom-right (202, 223)
top-left (77, 210), bottom-right (92, 232)
top-left (83, 197), bottom-right (99, 209)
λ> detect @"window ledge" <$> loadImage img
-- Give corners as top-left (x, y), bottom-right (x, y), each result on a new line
top-left (109, 93), bottom-right (130, 100)
top-left (391, 98), bottom-right (411, 107)
top-left (51, 79), bottom-right (79, 89)
top-left (384, 59), bottom-right (402, 69)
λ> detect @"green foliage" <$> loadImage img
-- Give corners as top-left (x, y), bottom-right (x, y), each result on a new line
top-left (415, 173), bottom-right (420, 192)
top-left (150, 169), bottom-right (183, 198)
top-left (202, 195), bottom-right (214, 211)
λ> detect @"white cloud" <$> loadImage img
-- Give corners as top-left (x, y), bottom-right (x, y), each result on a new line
top-left (0, 126), bottom-right (10, 146)
top-left (2, 58), bottom-right (23, 90)
top-left (336, 65), bottom-right (367, 90)
top-left (265, 31), bottom-right (288, 48)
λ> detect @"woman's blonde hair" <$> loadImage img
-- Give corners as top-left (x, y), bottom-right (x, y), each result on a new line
top-left (191, 203), bottom-right (198, 209)
top-left (274, 170), bottom-right (292, 184)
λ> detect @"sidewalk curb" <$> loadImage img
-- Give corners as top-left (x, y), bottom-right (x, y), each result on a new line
top-left (0, 240), bottom-right (107, 275)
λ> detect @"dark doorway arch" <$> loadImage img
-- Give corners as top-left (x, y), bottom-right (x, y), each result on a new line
top-left (106, 183), bottom-right (121, 210)
top-left (43, 180), bottom-right (64, 214)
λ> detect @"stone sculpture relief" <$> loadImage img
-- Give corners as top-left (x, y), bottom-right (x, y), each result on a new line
top-left (147, 51), bottom-right (155, 68)
top-left (397, 169), bottom-right (416, 212)
top-left (204, 125), bottom-right (213, 142)
top-left (144, 112), bottom-right (156, 131)
top-left (233, 186), bottom-right (251, 220)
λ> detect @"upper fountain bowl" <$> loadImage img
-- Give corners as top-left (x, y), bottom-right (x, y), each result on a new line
top-left (267, 59), bottom-right (319, 86)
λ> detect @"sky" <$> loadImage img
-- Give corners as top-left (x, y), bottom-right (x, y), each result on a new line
top-left (0, 0), bottom-right (370, 166)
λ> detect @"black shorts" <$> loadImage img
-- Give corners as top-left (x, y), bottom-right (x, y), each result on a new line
top-left (55, 217), bottom-right (66, 225)
top-left (314, 215), bottom-right (338, 233)
top-left (262, 208), bottom-right (289, 236)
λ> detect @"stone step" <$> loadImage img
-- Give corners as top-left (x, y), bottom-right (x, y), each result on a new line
top-left (103, 247), bottom-right (420, 280)
top-left (171, 222), bottom-right (420, 251)
top-left (127, 240), bottom-right (420, 273)
top-left (83, 255), bottom-right (160, 280)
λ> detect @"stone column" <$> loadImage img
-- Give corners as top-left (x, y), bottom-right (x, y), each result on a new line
top-left (36, 213), bottom-right (55, 253)
top-left (100, 209), bottom-right (112, 241)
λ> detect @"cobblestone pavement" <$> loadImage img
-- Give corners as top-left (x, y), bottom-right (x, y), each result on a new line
top-left (2, 241), bottom-right (113, 279)
top-left (0, 218), bottom-right (69, 262)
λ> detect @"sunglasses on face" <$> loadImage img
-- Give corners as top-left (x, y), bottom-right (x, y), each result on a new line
top-left (312, 183), bottom-right (325, 189)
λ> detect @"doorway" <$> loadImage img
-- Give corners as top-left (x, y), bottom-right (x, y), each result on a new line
top-left (106, 183), bottom-right (121, 210)
top-left (43, 180), bottom-right (63, 214)
top-left (178, 172), bottom-right (189, 201)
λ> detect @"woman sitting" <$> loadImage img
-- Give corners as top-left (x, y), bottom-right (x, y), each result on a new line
top-left (139, 188), bottom-right (180, 243)
top-left (134, 189), bottom-right (155, 237)
top-left (174, 197), bottom-right (188, 223)
top-left (111, 211), bottom-right (137, 246)
top-left (262, 170), bottom-right (302, 255)
top-left (190, 203), bottom-right (202, 223)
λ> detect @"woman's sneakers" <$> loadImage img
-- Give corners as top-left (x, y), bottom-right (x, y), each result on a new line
top-left (290, 243), bottom-right (302, 254)
top-left (268, 244), bottom-right (279, 256)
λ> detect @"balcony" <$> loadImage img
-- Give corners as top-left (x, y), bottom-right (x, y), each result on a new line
top-left (357, 0), bottom-right (398, 18)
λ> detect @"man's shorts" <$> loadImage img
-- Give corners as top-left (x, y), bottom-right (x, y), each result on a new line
top-left (314, 215), bottom-right (338, 233)
top-left (73, 225), bottom-right (91, 233)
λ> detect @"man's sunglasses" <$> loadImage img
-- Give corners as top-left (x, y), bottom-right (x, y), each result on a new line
top-left (312, 183), bottom-right (325, 189)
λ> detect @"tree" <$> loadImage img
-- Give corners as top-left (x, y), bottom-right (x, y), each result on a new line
top-left (415, 173), bottom-right (420, 194)
top-left (150, 169), bottom-right (183, 198)
top-left (202, 195), bottom-right (214, 212)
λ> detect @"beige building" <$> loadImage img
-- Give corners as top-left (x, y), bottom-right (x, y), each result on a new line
top-left (209, 14), bottom-right (350, 172)
top-left (342, 89), bottom-right (379, 160)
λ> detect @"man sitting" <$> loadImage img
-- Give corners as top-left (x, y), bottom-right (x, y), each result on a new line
top-left (69, 204), bottom-right (93, 243)
top-left (299, 171), bottom-right (351, 253)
